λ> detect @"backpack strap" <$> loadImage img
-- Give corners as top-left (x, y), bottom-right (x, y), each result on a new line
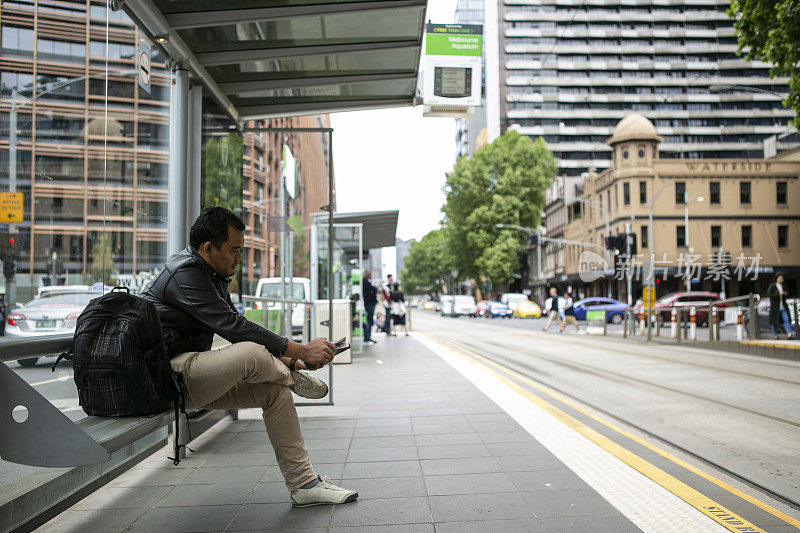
top-left (51, 346), bottom-right (74, 372)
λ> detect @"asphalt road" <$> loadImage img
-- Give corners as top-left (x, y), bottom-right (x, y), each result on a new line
top-left (412, 310), bottom-right (800, 508)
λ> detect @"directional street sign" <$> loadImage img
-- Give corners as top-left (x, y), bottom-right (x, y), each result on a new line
top-left (0, 192), bottom-right (23, 223)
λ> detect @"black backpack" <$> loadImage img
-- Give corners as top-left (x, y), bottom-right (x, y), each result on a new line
top-left (54, 287), bottom-right (191, 464)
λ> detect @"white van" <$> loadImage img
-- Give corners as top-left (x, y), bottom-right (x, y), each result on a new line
top-left (440, 295), bottom-right (455, 316)
top-left (254, 277), bottom-right (311, 335)
top-left (453, 295), bottom-right (477, 317)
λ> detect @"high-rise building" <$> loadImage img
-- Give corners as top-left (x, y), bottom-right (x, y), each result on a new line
top-left (489, 0), bottom-right (798, 177)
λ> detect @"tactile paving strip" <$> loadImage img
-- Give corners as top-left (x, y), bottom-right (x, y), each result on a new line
top-left (415, 332), bottom-right (729, 533)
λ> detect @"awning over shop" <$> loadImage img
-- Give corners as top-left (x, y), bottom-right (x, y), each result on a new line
top-left (122, 0), bottom-right (427, 124)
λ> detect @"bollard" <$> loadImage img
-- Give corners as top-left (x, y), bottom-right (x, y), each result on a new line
top-left (736, 308), bottom-right (745, 341)
top-left (689, 307), bottom-right (697, 341)
top-left (655, 311), bottom-right (661, 337)
top-left (603, 310), bottom-right (607, 336)
top-left (623, 310), bottom-right (628, 338)
top-left (671, 308), bottom-right (678, 338)
top-left (748, 293), bottom-right (758, 340)
top-left (709, 306), bottom-right (716, 342)
top-left (676, 309), bottom-right (682, 343)
top-left (639, 314), bottom-right (646, 335)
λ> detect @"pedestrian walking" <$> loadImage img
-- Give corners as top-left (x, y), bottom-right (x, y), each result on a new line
top-left (362, 270), bottom-right (378, 345)
top-left (382, 274), bottom-right (394, 335)
top-left (543, 287), bottom-right (564, 332)
top-left (767, 272), bottom-right (795, 339)
top-left (390, 282), bottom-right (409, 336)
top-left (561, 291), bottom-right (580, 333)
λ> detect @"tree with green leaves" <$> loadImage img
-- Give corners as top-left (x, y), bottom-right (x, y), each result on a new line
top-left (401, 228), bottom-right (455, 295)
top-left (87, 233), bottom-right (117, 285)
top-left (442, 131), bottom-right (556, 286)
top-left (727, 0), bottom-right (800, 129)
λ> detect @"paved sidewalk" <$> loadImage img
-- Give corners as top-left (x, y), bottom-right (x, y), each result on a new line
top-left (36, 333), bottom-right (638, 532)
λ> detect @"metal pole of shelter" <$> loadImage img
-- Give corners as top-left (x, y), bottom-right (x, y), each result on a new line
top-left (327, 130), bottom-right (334, 404)
top-left (168, 69), bottom-right (189, 256)
top-left (6, 91), bottom-right (19, 307)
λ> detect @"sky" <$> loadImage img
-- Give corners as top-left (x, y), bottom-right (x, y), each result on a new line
top-left (330, 0), bottom-right (459, 243)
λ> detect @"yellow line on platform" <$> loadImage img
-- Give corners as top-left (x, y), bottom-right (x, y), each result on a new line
top-left (740, 340), bottom-right (800, 351)
top-left (428, 334), bottom-right (800, 532)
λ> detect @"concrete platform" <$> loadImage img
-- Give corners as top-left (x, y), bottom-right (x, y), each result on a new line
top-left (32, 333), bottom-right (646, 532)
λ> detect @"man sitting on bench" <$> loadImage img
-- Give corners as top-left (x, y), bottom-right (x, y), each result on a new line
top-left (143, 206), bottom-right (357, 507)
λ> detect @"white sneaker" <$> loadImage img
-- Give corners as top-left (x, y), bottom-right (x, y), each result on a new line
top-left (290, 371), bottom-right (328, 399)
top-left (290, 476), bottom-right (358, 507)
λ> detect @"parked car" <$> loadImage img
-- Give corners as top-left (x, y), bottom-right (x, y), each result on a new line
top-left (512, 300), bottom-right (542, 318)
top-left (487, 301), bottom-right (513, 318)
top-left (637, 291), bottom-right (725, 327)
top-left (254, 277), bottom-right (310, 335)
top-left (501, 293), bottom-right (530, 311)
top-left (440, 295), bottom-right (455, 316)
top-left (422, 301), bottom-right (436, 311)
top-left (476, 300), bottom-right (491, 317)
top-left (452, 295), bottom-right (478, 317)
top-left (5, 290), bottom-right (103, 367)
top-left (573, 297), bottom-right (628, 324)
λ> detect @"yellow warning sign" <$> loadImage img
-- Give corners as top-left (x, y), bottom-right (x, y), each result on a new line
top-left (0, 192), bottom-right (23, 223)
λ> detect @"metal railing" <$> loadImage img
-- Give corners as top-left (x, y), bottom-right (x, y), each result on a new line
top-left (611, 294), bottom-right (768, 343)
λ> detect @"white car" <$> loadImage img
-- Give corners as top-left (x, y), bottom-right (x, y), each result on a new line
top-left (5, 290), bottom-right (103, 367)
top-left (254, 277), bottom-right (311, 335)
top-left (453, 295), bottom-right (478, 317)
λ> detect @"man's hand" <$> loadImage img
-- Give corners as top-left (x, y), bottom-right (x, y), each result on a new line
top-left (287, 338), bottom-right (334, 367)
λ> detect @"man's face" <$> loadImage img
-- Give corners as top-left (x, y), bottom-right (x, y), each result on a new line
top-left (388, 275), bottom-right (393, 283)
top-left (777, 275), bottom-right (784, 284)
top-left (203, 226), bottom-right (244, 278)
top-left (550, 288), bottom-right (557, 297)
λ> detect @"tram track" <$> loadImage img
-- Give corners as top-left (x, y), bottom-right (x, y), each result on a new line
top-left (434, 332), bottom-right (800, 511)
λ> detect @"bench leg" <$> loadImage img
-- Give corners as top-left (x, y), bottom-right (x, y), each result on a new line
top-left (0, 362), bottom-right (110, 467)
top-left (226, 409), bottom-right (239, 421)
top-left (172, 413), bottom-right (190, 461)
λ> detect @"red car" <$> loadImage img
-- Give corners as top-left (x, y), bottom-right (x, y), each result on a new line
top-left (476, 300), bottom-right (491, 318)
top-left (638, 291), bottom-right (726, 327)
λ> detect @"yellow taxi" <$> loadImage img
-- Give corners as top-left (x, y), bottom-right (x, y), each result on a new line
top-left (512, 300), bottom-right (542, 319)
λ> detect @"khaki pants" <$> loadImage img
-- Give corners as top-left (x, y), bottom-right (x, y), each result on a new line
top-left (170, 341), bottom-right (317, 491)
top-left (544, 310), bottom-right (563, 331)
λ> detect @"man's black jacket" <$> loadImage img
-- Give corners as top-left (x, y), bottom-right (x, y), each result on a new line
top-left (142, 247), bottom-right (288, 357)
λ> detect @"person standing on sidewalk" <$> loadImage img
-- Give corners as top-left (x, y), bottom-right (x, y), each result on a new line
top-left (543, 287), bottom-right (564, 333)
top-left (767, 272), bottom-right (795, 339)
top-left (143, 207), bottom-right (358, 507)
top-left (382, 274), bottom-right (394, 335)
top-left (390, 282), bottom-right (410, 336)
top-left (362, 270), bottom-right (378, 345)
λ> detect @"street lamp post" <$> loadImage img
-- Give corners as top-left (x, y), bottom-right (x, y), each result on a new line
top-left (684, 193), bottom-right (704, 292)
top-left (5, 70), bottom-right (137, 307)
top-left (646, 183), bottom-right (669, 341)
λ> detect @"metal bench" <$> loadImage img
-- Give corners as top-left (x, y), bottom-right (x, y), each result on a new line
top-left (0, 335), bottom-right (234, 533)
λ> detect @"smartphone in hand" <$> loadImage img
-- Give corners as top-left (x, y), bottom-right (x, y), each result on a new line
top-left (333, 337), bottom-right (351, 355)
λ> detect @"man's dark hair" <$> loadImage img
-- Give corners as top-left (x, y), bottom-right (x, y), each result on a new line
top-left (190, 207), bottom-right (246, 250)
